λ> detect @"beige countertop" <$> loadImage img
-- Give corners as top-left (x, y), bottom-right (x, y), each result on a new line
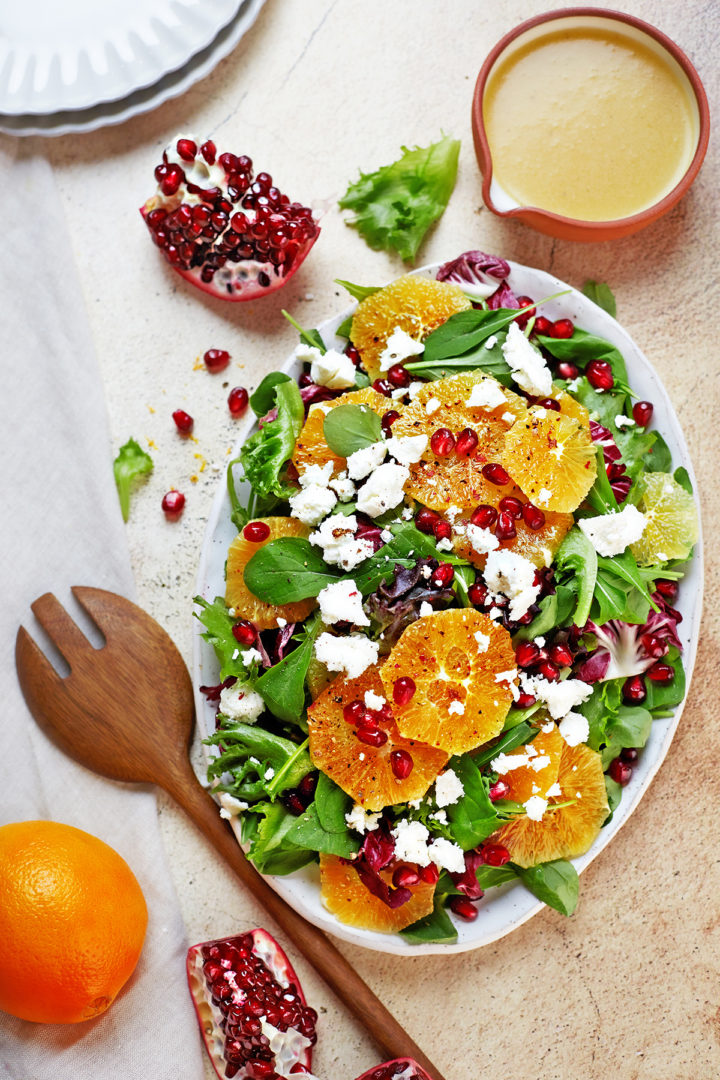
top-left (30, 1), bottom-right (720, 1076)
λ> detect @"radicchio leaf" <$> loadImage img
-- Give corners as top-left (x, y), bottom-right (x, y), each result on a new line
top-left (436, 250), bottom-right (511, 287)
top-left (345, 822), bottom-right (412, 909)
top-left (450, 850), bottom-right (485, 901)
top-left (577, 601), bottom-right (683, 682)
top-left (487, 281), bottom-right (520, 310)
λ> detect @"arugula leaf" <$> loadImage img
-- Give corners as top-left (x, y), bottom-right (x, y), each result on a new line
top-left (206, 723), bottom-right (313, 802)
top-left (445, 754), bottom-right (500, 849)
top-left (241, 380), bottom-right (304, 499)
top-left (323, 403), bottom-right (383, 456)
top-left (555, 528), bottom-right (598, 628)
top-left (247, 802), bottom-right (316, 875)
top-left (514, 859), bottom-right (579, 915)
top-left (582, 280), bottom-right (617, 318)
top-left (194, 596), bottom-right (251, 680)
top-left (244, 538), bottom-right (341, 603)
top-left (113, 437), bottom-right (153, 522)
top-left (256, 617), bottom-right (322, 724)
top-left (335, 279), bottom-right (381, 302)
top-left (400, 895), bottom-right (458, 945)
top-left (339, 135), bottom-right (461, 262)
top-left (538, 327), bottom-right (629, 386)
top-left (281, 310), bottom-right (326, 352)
top-left (250, 372), bottom-right (292, 417)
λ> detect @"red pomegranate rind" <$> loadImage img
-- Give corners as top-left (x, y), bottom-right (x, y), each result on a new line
top-left (141, 133), bottom-right (320, 302)
top-left (186, 928), bottom-right (317, 1080)
top-left (355, 1059), bottom-right (435, 1080)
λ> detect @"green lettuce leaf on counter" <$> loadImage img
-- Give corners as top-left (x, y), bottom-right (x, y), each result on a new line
top-left (113, 437), bottom-right (153, 522)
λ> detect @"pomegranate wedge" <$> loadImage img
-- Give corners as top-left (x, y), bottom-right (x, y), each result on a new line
top-left (354, 1060), bottom-right (435, 1080)
top-left (187, 929), bottom-right (317, 1079)
top-left (142, 134), bottom-right (320, 301)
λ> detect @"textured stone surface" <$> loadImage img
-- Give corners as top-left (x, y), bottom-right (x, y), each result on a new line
top-left (35, 1), bottom-right (720, 1077)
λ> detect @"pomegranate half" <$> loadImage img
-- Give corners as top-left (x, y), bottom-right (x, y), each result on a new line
top-left (141, 134), bottom-right (320, 301)
top-left (353, 1060), bottom-right (435, 1080)
top-left (187, 928), bottom-right (317, 1079)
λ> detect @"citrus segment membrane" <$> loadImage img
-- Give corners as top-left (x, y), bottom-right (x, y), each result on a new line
top-left (501, 405), bottom-right (597, 513)
top-left (226, 517), bottom-right (316, 630)
top-left (319, 853), bottom-right (435, 932)
top-left (630, 471), bottom-right (699, 566)
top-left (291, 387), bottom-right (390, 478)
top-left (380, 610), bottom-right (516, 755)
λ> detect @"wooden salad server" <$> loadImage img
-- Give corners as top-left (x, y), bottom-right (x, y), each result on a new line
top-left (15, 587), bottom-right (447, 1080)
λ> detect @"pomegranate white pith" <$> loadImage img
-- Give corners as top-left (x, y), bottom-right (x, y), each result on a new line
top-left (141, 134), bottom-right (320, 301)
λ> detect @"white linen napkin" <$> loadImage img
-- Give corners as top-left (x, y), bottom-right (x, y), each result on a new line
top-left (0, 141), bottom-right (203, 1078)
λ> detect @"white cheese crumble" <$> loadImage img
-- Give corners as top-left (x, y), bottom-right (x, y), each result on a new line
top-left (546, 782), bottom-right (562, 798)
top-left (483, 549), bottom-right (541, 621)
top-left (558, 710), bottom-right (590, 747)
top-left (425, 397), bottom-right (441, 416)
top-left (345, 803), bottom-right (381, 834)
top-left (379, 326), bottom-right (425, 371)
top-left (578, 504), bottom-right (647, 557)
top-left (521, 674), bottom-right (593, 720)
top-left (346, 440), bottom-right (387, 481)
top-left (501, 411), bottom-right (517, 425)
top-left (436, 537), bottom-right (454, 552)
top-left (218, 792), bottom-right (249, 819)
top-left (524, 795), bottom-right (548, 821)
top-left (474, 630), bottom-right (490, 652)
top-left (385, 433), bottom-right (429, 466)
top-left (317, 579), bottom-right (369, 626)
top-left (299, 461), bottom-right (334, 488)
top-left (448, 700), bottom-right (465, 715)
top-left (419, 601), bottom-right (434, 618)
top-left (309, 348), bottom-right (357, 389)
top-left (314, 632), bottom-right (379, 680)
top-left (536, 487), bottom-right (553, 506)
top-left (289, 484), bottom-right (337, 526)
top-left (218, 683), bottom-right (265, 723)
top-left (264, 766), bottom-right (275, 780)
top-left (485, 334), bottom-right (498, 349)
top-left (427, 837), bottom-right (465, 874)
top-left (392, 819), bottom-right (431, 866)
top-left (329, 471), bottom-right (356, 501)
top-left (356, 463), bottom-right (410, 518)
top-left (364, 689), bottom-right (386, 711)
top-left (466, 523), bottom-right (501, 556)
top-left (501, 321), bottom-right (552, 396)
top-left (615, 414), bottom-right (637, 430)
top-left (241, 648), bottom-right (263, 667)
top-left (434, 768), bottom-right (465, 807)
top-left (310, 514), bottom-right (375, 570)
top-left (465, 379), bottom-right (506, 410)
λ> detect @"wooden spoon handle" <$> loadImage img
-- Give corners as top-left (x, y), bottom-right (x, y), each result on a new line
top-left (163, 763), bottom-right (447, 1080)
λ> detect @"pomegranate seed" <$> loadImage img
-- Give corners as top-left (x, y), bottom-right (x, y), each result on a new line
top-left (160, 164), bottom-right (183, 196)
top-left (419, 863), bottom-right (440, 884)
top-left (655, 579), bottom-right (678, 602)
top-left (622, 675), bottom-right (646, 703)
top-left (489, 779), bottom-right (510, 801)
top-left (371, 378), bottom-right (393, 397)
top-left (536, 659), bottom-right (559, 681)
top-left (243, 521), bottom-right (270, 542)
top-left (495, 510), bottom-right (516, 540)
top-left (161, 490), bottom-right (185, 517)
top-left (343, 699), bottom-right (365, 725)
top-left (416, 508), bottom-right (440, 533)
top-left (228, 386), bottom-right (249, 416)
top-left (499, 496), bottom-right (523, 519)
top-left (172, 408), bottom-right (194, 433)
top-left (204, 348), bottom-right (231, 373)
top-left (356, 728), bottom-right (388, 747)
top-left (390, 749), bottom-right (414, 779)
top-left (608, 757), bottom-right (633, 786)
top-left (482, 843), bottom-right (511, 866)
top-left (515, 641), bottom-right (540, 668)
top-left (176, 138), bottom-right (197, 161)
top-left (514, 296), bottom-right (536, 325)
top-left (232, 620), bottom-right (256, 645)
top-left (284, 792), bottom-right (306, 816)
top-left (381, 409), bottom-right (401, 436)
top-left (393, 676), bottom-right (416, 706)
top-left (535, 396), bottom-right (561, 412)
top-left (633, 400), bottom-right (654, 427)
top-left (556, 361), bottom-right (579, 380)
top-left (641, 633), bottom-right (667, 659)
top-left (586, 359), bottom-right (614, 391)
top-left (620, 747), bottom-right (639, 764)
top-left (433, 520), bottom-right (452, 542)
top-left (392, 864), bottom-right (420, 888)
top-left (516, 692), bottom-right (536, 707)
top-left (387, 363), bottom-right (410, 388)
top-left (200, 140), bottom-right (216, 164)
top-left (482, 462), bottom-right (510, 486)
top-left (345, 343), bottom-right (362, 366)
top-left (449, 896), bottom-right (478, 921)
top-left (549, 642), bottom-right (573, 667)
top-left (647, 662), bottom-right (674, 684)
top-left (356, 710), bottom-right (380, 731)
top-left (468, 582), bottom-right (488, 605)
top-left (522, 503), bottom-right (546, 530)
top-left (298, 772), bottom-right (318, 800)
top-left (432, 563), bottom-right (454, 588)
top-left (470, 504), bottom-right (498, 528)
top-left (533, 316), bottom-right (553, 336)
top-left (550, 318), bottom-right (574, 339)
top-left (430, 428), bottom-right (456, 456)
top-left (456, 427), bottom-right (479, 456)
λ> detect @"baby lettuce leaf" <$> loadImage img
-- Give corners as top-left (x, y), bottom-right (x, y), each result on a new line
top-left (206, 723), bottom-right (312, 802)
top-left (323, 403), bottom-right (383, 456)
top-left (256, 616), bottom-right (322, 724)
top-left (582, 280), bottom-right (617, 318)
top-left (339, 135), bottom-right (461, 262)
top-left (250, 372), bottom-right (292, 417)
top-left (244, 538), bottom-right (341, 603)
top-left (113, 437), bottom-right (153, 522)
top-left (643, 647), bottom-right (685, 715)
top-left (400, 896), bottom-right (458, 945)
top-left (246, 802), bottom-right (316, 875)
top-left (555, 528), bottom-right (598, 628)
top-left (241, 380), bottom-right (304, 499)
top-left (515, 584), bottom-right (577, 641)
top-left (194, 595), bottom-right (252, 680)
top-left (445, 754), bottom-right (501, 850)
top-left (281, 310), bottom-right (326, 352)
top-left (284, 774), bottom-right (359, 858)
top-left (600, 705), bottom-right (653, 768)
top-left (514, 859), bottom-right (579, 915)
top-left (335, 279), bottom-right (382, 302)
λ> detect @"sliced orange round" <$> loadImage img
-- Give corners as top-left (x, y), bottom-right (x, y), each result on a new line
top-left (549, 389), bottom-right (591, 427)
top-left (495, 722), bottom-right (564, 806)
top-left (291, 387), bottom-right (390, 478)
top-left (451, 484), bottom-right (573, 569)
top-left (501, 405), bottom-right (597, 513)
top-left (493, 741), bottom-right (608, 869)
top-left (391, 374), bottom-right (527, 511)
top-left (351, 276), bottom-right (472, 381)
top-left (380, 610), bottom-right (515, 756)
top-left (225, 517), bottom-right (316, 631)
top-left (307, 666), bottom-right (448, 811)
top-left (319, 853), bottom-right (435, 932)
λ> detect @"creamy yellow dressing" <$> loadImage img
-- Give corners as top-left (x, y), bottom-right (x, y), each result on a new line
top-left (483, 27), bottom-right (698, 221)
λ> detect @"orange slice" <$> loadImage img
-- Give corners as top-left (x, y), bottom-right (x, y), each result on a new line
top-left (380, 610), bottom-right (515, 755)
top-left (319, 853), bottom-right (435, 932)
top-left (495, 722), bottom-right (564, 805)
top-left (351, 275), bottom-right (472, 381)
top-left (493, 741), bottom-right (608, 868)
top-left (501, 405), bottom-right (597, 514)
top-left (549, 389), bottom-right (591, 427)
top-left (451, 488), bottom-right (573, 569)
top-left (225, 517), bottom-right (316, 630)
top-left (291, 387), bottom-right (390, 478)
top-left (307, 667), bottom-right (448, 810)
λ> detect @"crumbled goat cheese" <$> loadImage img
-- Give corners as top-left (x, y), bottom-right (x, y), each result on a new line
top-left (485, 334), bottom-right (498, 349)
top-left (491, 751), bottom-right (539, 775)
top-left (419, 601), bottom-right (434, 618)
top-left (546, 782), bottom-right (562, 798)
top-left (380, 529), bottom-right (393, 542)
top-left (430, 809), bottom-right (448, 825)
top-left (484, 549), bottom-right (541, 620)
top-left (615, 414), bottom-right (637, 430)
top-left (448, 700), bottom-right (465, 715)
top-left (536, 487), bottom-right (553, 506)
top-left (566, 376), bottom-right (582, 393)
top-left (421, 564), bottom-right (433, 579)
top-left (355, 463), bottom-right (410, 518)
top-left (379, 326), bottom-right (425, 371)
top-left (276, 617), bottom-right (287, 627)
top-left (293, 343), bottom-right (324, 367)
top-left (465, 379), bottom-right (506, 410)
top-left (425, 397), bottom-right (441, 416)
top-left (401, 506), bottom-right (415, 520)
top-left (317, 579), bottom-right (369, 626)
top-left (474, 630), bottom-right (490, 652)
top-left (392, 819), bottom-right (431, 866)
top-left (502, 321), bottom-right (552, 396)
top-left (264, 767), bottom-right (275, 781)
top-left (314, 632), bottom-right (379, 679)
top-left (241, 648), bottom-right (263, 667)
top-left (346, 440), bottom-right (387, 480)
top-left (299, 461), bottom-right (334, 488)
top-left (385, 434), bottom-right (429, 465)
top-left (289, 485), bottom-right (337, 526)
top-left (434, 768), bottom-right (465, 807)
top-left (310, 514), bottom-right (375, 570)
top-left (345, 804), bottom-right (381, 834)
top-left (524, 795), bottom-right (548, 821)
top-left (558, 710), bottom-right (590, 747)
top-left (579, 504), bottom-right (647, 557)
top-left (521, 674), bottom-right (593, 720)
top-left (502, 411), bottom-right (516, 424)
top-left (466, 523), bottom-right (501, 556)
top-left (218, 792), bottom-right (249, 819)
top-left (529, 755), bottom-right (551, 772)
top-left (309, 348), bottom-right (357, 389)
top-left (219, 683), bottom-right (265, 723)
top-left (427, 837), bottom-right (465, 874)
top-left (436, 537), bottom-right (453, 552)
top-left (495, 668), bottom-right (518, 685)
top-left (407, 381), bottom-right (425, 400)
top-left (328, 471), bottom-right (356, 501)
top-left (364, 689), bottom-right (386, 711)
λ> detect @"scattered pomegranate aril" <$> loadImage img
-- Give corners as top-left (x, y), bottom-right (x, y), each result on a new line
top-left (536, 659), bottom-right (560, 681)
top-left (204, 348), bottom-right (231, 373)
top-left (655, 579), bottom-right (678, 602)
top-left (608, 758), bottom-right (633, 786)
top-left (550, 318), bottom-right (574, 339)
top-left (535, 396), bottom-right (561, 412)
top-left (499, 496), bottom-right (524, 519)
top-left (415, 508), bottom-right (440, 534)
top-left (641, 633), bottom-right (668, 660)
top-left (430, 427), bottom-right (456, 456)
top-left (556, 360), bottom-right (579, 380)
top-left (228, 386), bottom-right (249, 416)
top-left (356, 710), bottom-right (380, 731)
top-left (515, 641), bottom-right (540, 668)
top-left (187, 930), bottom-right (316, 1080)
top-left (468, 582), bottom-right (488, 606)
top-left (481, 843), bottom-right (511, 867)
top-left (243, 520), bottom-right (271, 542)
top-left (298, 772), bottom-right (318, 800)
top-left (387, 363), bottom-right (410, 388)
top-left (390, 749), bottom-right (414, 779)
top-left (516, 692), bottom-right (536, 708)
top-left (433, 519), bottom-right (452, 542)
top-left (470, 504), bottom-right (498, 529)
top-left (142, 137), bottom-right (320, 301)
top-left (343, 699), bottom-right (366, 726)
top-left (533, 316), bottom-right (553, 336)
top-left (392, 865), bottom-right (420, 888)
top-left (431, 563), bottom-right (454, 588)
top-left (449, 896), bottom-right (478, 921)
top-left (162, 490), bottom-right (185, 517)
top-left (381, 409), bottom-right (401, 436)
top-left (345, 343), bottom-right (362, 366)
top-left (372, 378), bottom-right (394, 397)
top-left (620, 747), bottom-right (639, 764)
top-left (522, 503), bottom-right (546, 530)
top-left (633, 400), bottom-right (654, 427)
top-left (488, 779), bottom-right (510, 802)
top-left (393, 676), bottom-right (416, 706)
top-left (284, 792), bottom-right (306, 816)
top-left (232, 620), bottom-right (256, 645)
top-left (549, 642), bottom-right (573, 667)
top-left (482, 462), bottom-right (510, 486)
top-left (418, 864), bottom-right (439, 884)
top-left (356, 728), bottom-right (389, 747)
top-left (456, 427), bottom-right (479, 456)
top-left (514, 295), bottom-right (536, 325)
top-left (494, 510), bottom-right (517, 540)
top-left (647, 662), bottom-right (674, 684)
top-left (586, 359), bottom-right (614, 391)
top-left (172, 408), bottom-right (194, 434)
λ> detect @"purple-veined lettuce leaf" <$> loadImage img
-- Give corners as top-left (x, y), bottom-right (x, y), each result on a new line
top-left (576, 597), bottom-right (683, 683)
top-left (436, 250), bottom-right (512, 300)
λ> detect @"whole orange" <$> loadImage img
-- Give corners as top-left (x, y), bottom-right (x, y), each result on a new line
top-left (0, 820), bottom-right (148, 1024)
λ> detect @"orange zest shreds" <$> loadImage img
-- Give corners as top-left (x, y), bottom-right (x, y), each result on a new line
top-left (496, 722), bottom-right (565, 805)
top-left (319, 853), bottom-right (435, 932)
top-left (307, 666), bottom-right (448, 810)
top-left (380, 610), bottom-right (516, 755)
top-left (291, 387), bottom-right (391, 478)
top-left (501, 406), bottom-right (597, 514)
top-left (225, 517), bottom-right (316, 630)
top-left (350, 275), bottom-right (472, 380)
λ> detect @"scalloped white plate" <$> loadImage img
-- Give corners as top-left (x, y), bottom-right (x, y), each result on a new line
top-left (0, 0), bottom-right (240, 115)
top-left (193, 260), bottom-right (703, 955)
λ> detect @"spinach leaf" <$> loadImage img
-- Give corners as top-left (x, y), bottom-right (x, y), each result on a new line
top-left (603, 775), bottom-right (623, 824)
top-left (323, 403), bottom-right (383, 456)
top-left (241, 380), bottom-right (304, 499)
top-left (515, 859), bottom-right (579, 915)
top-left (555, 528), bottom-right (598, 628)
top-left (247, 802), bottom-right (316, 875)
top-left (644, 648), bottom-right (685, 714)
top-left (113, 437), bottom-right (153, 522)
top-left (281, 310), bottom-right (326, 352)
top-left (538, 327), bottom-right (629, 386)
top-left (256, 617), bottom-right (322, 724)
top-left (515, 584), bottom-right (577, 641)
top-left (353, 523), bottom-right (439, 593)
top-left (674, 466), bottom-right (693, 494)
top-left (473, 721), bottom-right (539, 769)
top-left (283, 774), bottom-right (359, 857)
top-left (335, 279), bottom-right (381, 302)
top-left (250, 372), bottom-right (292, 417)
top-left (336, 314), bottom-right (354, 340)
top-left (582, 280), bottom-right (617, 318)
top-left (206, 723), bottom-right (312, 802)
top-left (400, 895), bottom-right (458, 945)
top-left (445, 754), bottom-right (501, 849)
top-left (476, 864), bottom-right (518, 889)
top-left (601, 705), bottom-right (653, 768)
top-left (194, 595), bottom-right (251, 680)
top-left (314, 772), bottom-right (353, 834)
top-left (244, 538), bottom-right (341, 603)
